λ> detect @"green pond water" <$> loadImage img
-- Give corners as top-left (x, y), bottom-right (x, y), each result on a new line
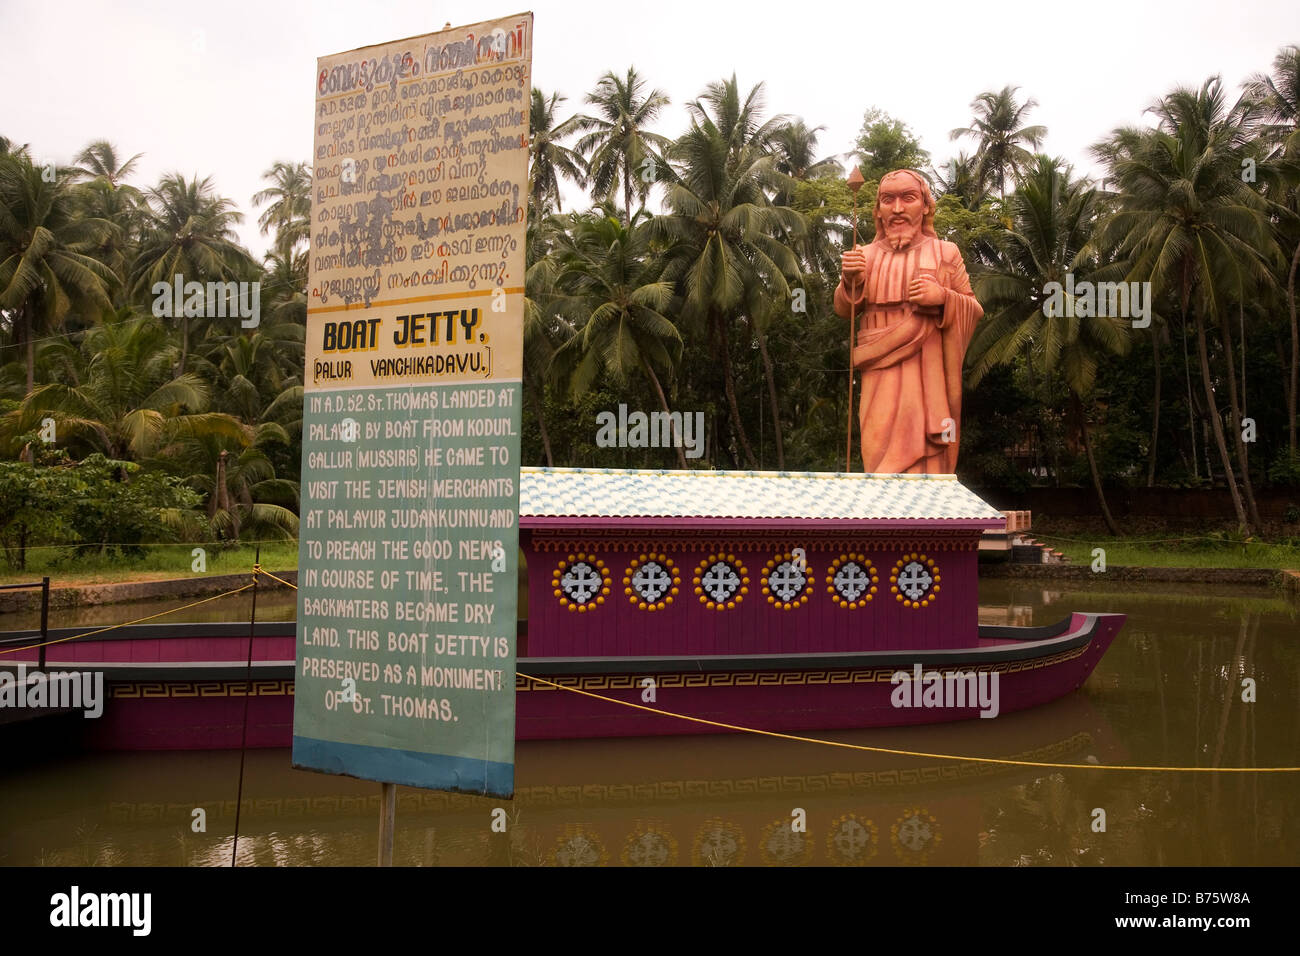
top-left (1, 579), bottom-right (1296, 866)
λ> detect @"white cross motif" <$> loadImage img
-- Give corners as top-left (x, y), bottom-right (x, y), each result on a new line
top-left (701, 562), bottom-right (740, 602)
top-left (632, 562), bottom-right (672, 602)
top-left (768, 561), bottom-right (805, 602)
top-left (834, 562), bottom-right (870, 601)
top-left (832, 818), bottom-right (872, 859)
top-left (555, 834), bottom-right (600, 867)
top-left (625, 832), bottom-right (671, 866)
top-left (898, 561), bottom-right (932, 601)
top-left (897, 814), bottom-right (933, 852)
top-left (561, 562), bottom-right (602, 604)
top-left (697, 826), bottom-right (740, 866)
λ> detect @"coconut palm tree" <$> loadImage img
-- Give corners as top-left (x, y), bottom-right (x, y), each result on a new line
top-left (5, 310), bottom-right (246, 462)
top-left (0, 153), bottom-right (115, 394)
top-left (251, 160), bottom-right (311, 255)
top-left (130, 173), bottom-right (253, 377)
top-left (968, 156), bottom-right (1130, 533)
top-left (551, 206), bottom-right (688, 467)
top-left (654, 87), bottom-right (805, 469)
top-left (1245, 45), bottom-right (1300, 453)
top-left (573, 68), bottom-right (672, 220)
top-left (1097, 78), bottom-right (1279, 532)
top-left (529, 89), bottom-right (587, 215)
top-left (935, 151), bottom-right (989, 210)
top-left (522, 212), bottom-right (572, 466)
top-left (771, 120), bottom-right (842, 187)
top-left (950, 86), bottom-right (1047, 201)
top-left (71, 140), bottom-right (143, 189)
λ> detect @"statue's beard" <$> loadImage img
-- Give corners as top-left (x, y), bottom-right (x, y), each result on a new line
top-left (884, 223), bottom-right (919, 251)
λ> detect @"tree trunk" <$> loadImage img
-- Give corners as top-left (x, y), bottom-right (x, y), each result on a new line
top-left (1215, 305), bottom-right (1261, 529)
top-left (1288, 237), bottom-right (1299, 455)
top-left (530, 383), bottom-right (553, 467)
top-left (177, 318), bottom-right (189, 379)
top-left (1071, 390), bottom-right (1120, 536)
top-left (1180, 297), bottom-right (1199, 480)
top-left (751, 317), bottom-right (785, 470)
top-left (1193, 308), bottom-right (1251, 531)
top-left (640, 355), bottom-right (688, 469)
top-left (21, 303), bottom-right (34, 396)
top-left (1146, 328), bottom-right (1161, 487)
top-left (712, 311), bottom-right (757, 469)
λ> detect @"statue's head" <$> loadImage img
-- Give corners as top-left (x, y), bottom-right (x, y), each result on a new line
top-left (873, 169), bottom-right (937, 251)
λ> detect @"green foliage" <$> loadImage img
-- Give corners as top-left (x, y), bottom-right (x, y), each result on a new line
top-left (6, 47), bottom-right (1300, 562)
top-left (854, 108), bottom-right (931, 183)
top-left (0, 454), bottom-right (205, 570)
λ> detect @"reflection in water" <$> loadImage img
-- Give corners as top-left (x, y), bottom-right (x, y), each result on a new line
top-left (0, 580), bottom-right (1296, 866)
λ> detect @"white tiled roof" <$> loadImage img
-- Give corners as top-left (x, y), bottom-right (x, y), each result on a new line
top-left (519, 468), bottom-right (1004, 522)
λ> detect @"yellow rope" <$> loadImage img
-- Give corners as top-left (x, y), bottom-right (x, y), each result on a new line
top-left (517, 673), bottom-right (1300, 774)
top-left (0, 584), bottom-right (255, 656)
top-left (254, 567), bottom-right (298, 591)
top-left (9, 564), bottom-right (1292, 774)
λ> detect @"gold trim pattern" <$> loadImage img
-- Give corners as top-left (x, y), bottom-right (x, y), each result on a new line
top-left (517, 644), bottom-right (1088, 692)
top-left (110, 680), bottom-right (294, 699)
top-left (530, 529), bottom-right (981, 555)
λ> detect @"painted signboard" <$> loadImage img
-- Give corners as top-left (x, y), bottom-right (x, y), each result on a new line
top-left (292, 13), bottom-right (531, 797)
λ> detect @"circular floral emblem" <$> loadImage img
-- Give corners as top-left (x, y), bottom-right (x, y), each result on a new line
top-left (891, 807), bottom-right (941, 864)
top-left (553, 553), bottom-right (610, 612)
top-left (759, 818), bottom-right (814, 866)
top-left (762, 551), bottom-right (813, 610)
top-left (621, 821), bottom-right (678, 866)
top-left (550, 825), bottom-right (607, 866)
top-left (825, 553), bottom-right (878, 608)
top-left (693, 553), bottom-right (749, 610)
top-left (692, 818), bottom-right (746, 867)
top-left (890, 553), bottom-right (940, 608)
top-left (623, 553), bottom-right (680, 611)
top-left (826, 813), bottom-right (878, 865)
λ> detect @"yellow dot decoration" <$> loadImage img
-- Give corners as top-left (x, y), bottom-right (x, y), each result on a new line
top-left (825, 553), bottom-right (879, 610)
top-left (553, 552), bottom-right (611, 612)
top-left (693, 553), bottom-right (749, 610)
top-left (890, 554), bottom-right (940, 608)
top-left (761, 550), bottom-right (815, 611)
top-left (623, 553), bottom-right (681, 612)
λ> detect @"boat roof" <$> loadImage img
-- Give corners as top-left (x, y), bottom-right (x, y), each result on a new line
top-left (519, 467), bottom-right (1005, 528)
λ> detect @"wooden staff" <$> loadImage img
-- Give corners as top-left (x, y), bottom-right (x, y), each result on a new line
top-left (845, 165), bottom-right (865, 473)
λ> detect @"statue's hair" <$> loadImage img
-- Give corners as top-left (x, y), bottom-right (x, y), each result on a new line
top-left (872, 168), bottom-right (937, 240)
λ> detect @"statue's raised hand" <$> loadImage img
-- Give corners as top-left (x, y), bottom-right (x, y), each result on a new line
top-left (908, 275), bottom-right (945, 307)
top-left (841, 247), bottom-right (869, 281)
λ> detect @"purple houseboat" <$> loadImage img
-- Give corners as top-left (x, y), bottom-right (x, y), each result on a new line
top-left (0, 467), bottom-right (1123, 749)
top-left (515, 467), bottom-right (1123, 739)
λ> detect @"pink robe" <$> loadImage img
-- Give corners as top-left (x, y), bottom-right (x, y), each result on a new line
top-left (833, 236), bottom-right (983, 474)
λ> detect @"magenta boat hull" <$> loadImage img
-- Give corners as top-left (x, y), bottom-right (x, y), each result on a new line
top-left (0, 612), bottom-right (1123, 750)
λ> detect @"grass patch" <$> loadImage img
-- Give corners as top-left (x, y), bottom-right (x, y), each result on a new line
top-left (1031, 533), bottom-right (1300, 570)
top-left (0, 540), bottom-right (299, 588)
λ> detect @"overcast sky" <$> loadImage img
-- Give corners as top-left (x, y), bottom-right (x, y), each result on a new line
top-left (1, 0), bottom-right (1294, 258)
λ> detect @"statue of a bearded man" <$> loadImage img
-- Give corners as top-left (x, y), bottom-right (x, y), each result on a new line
top-left (834, 169), bottom-right (983, 474)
